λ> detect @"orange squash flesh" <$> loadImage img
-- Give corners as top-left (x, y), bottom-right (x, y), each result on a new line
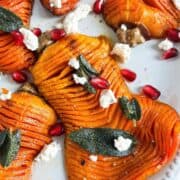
top-left (40, 0), bottom-right (79, 15)
top-left (31, 34), bottom-right (180, 179)
top-left (0, 91), bottom-right (57, 179)
top-left (103, 0), bottom-right (178, 38)
top-left (0, 0), bottom-right (35, 73)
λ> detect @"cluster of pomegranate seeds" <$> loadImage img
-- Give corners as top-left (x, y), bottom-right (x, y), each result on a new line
top-left (12, 71), bottom-right (27, 83)
top-left (32, 27), bottom-right (42, 37)
top-left (49, 122), bottom-right (64, 136)
top-left (90, 77), bottom-right (109, 89)
top-left (142, 85), bottom-right (161, 100)
top-left (11, 30), bottom-right (24, 46)
top-left (50, 29), bottom-right (66, 41)
top-left (162, 48), bottom-right (179, 59)
top-left (166, 29), bottom-right (180, 42)
top-left (93, 0), bottom-right (104, 14)
top-left (121, 69), bottom-right (137, 82)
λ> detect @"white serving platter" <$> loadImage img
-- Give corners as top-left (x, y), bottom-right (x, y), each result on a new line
top-left (0, 0), bottom-right (180, 179)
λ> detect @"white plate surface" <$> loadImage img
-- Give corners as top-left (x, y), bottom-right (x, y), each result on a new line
top-left (0, 0), bottom-right (180, 179)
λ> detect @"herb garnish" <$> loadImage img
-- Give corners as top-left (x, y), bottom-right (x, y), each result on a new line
top-left (69, 128), bottom-right (137, 157)
top-left (0, 129), bottom-right (21, 167)
top-left (119, 96), bottom-right (141, 127)
top-left (0, 7), bottom-right (23, 32)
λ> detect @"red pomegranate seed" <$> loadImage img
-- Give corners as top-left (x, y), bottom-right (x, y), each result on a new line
top-left (93, 0), bottom-right (104, 14)
top-left (12, 71), bottom-right (27, 83)
top-left (32, 27), bottom-right (42, 37)
top-left (49, 122), bottom-right (64, 136)
top-left (121, 69), bottom-right (137, 82)
top-left (11, 30), bottom-right (24, 46)
top-left (90, 77), bottom-right (109, 89)
top-left (50, 29), bottom-right (66, 41)
top-left (166, 28), bottom-right (180, 42)
top-left (142, 85), bottom-right (161, 100)
top-left (162, 48), bottom-right (178, 59)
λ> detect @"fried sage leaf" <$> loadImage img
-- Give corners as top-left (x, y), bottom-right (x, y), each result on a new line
top-left (69, 128), bottom-right (137, 157)
top-left (119, 96), bottom-right (141, 121)
top-left (0, 7), bottom-right (23, 32)
top-left (0, 130), bottom-right (8, 147)
top-left (0, 129), bottom-right (21, 167)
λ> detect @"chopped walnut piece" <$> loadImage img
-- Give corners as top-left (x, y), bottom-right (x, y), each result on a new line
top-left (117, 27), bottom-right (146, 47)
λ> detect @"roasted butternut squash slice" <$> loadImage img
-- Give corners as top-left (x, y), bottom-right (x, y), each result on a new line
top-left (31, 34), bottom-right (180, 179)
top-left (40, 0), bottom-right (79, 15)
top-left (0, 0), bottom-right (35, 73)
top-left (103, 0), bottom-right (178, 38)
top-left (0, 88), bottom-right (57, 179)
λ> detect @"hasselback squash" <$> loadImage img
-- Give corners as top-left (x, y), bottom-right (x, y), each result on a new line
top-left (0, 0), bottom-right (35, 73)
top-left (0, 86), bottom-right (56, 179)
top-left (31, 34), bottom-right (180, 179)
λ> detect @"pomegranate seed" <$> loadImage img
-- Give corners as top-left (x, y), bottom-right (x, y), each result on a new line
top-left (162, 48), bottom-right (178, 59)
top-left (93, 0), bottom-right (104, 14)
top-left (121, 69), bottom-right (137, 82)
top-left (11, 30), bottom-right (24, 46)
top-left (166, 28), bottom-right (180, 42)
top-left (90, 77), bottom-right (109, 89)
top-left (142, 85), bottom-right (161, 100)
top-left (50, 29), bottom-right (66, 41)
top-left (49, 122), bottom-right (64, 136)
top-left (32, 28), bottom-right (42, 37)
top-left (12, 71), bottom-right (27, 83)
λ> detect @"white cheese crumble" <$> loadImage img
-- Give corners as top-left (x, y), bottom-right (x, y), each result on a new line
top-left (0, 89), bottom-right (12, 101)
top-left (89, 155), bottom-right (98, 162)
top-left (121, 24), bottom-right (127, 31)
top-left (99, 89), bottom-right (117, 108)
top-left (72, 74), bottom-right (87, 85)
top-left (68, 58), bottom-right (80, 69)
top-left (111, 43), bottom-right (131, 61)
top-left (172, 0), bottom-right (180, 10)
top-left (114, 136), bottom-right (132, 152)
top-left (59, 3), bottom-right (92, 34)
top-left (158, 38), bottom-right (173, 51)
top-left (19, 27), bottom-right (39, 51)
top-left (35, 139), bottom-right (61, 162)
top-left (50, 0), bottom-right (62, 8)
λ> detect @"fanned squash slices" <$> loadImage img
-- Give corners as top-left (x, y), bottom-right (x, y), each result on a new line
top-left (0, 0), bottom-right (35, 73)
top-left (0, 89), bottom-right (56, 179)
top-left (103, 0), bottom-right (179, 38)
top-left (31, 34), bottom-right (180, 179)
top-left (40, 0), bottom-right (79, 15)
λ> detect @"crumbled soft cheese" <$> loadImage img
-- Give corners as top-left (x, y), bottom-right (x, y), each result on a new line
top-left (89, 155), bottom-right (98, 162)
top-left (35, 139), bottom-right (61, 162)
top-left (19, 28), bottom-right (39, 51)
top-left (111, 43), bottom-right (131, 61)
top-left (62, 3), bottom-right (92, 34)
top-left (172, 0), bottom-right (180, 10)
top-left (158, 38), bottom-right (173, 51)
top-left (99, 90), bottom-right (117, 108)
top-left (121, 24), bottom-right (127, 31)
top-left (0, 89), bottom-right (12, 101)
top-left (114, 136), bottom-right (132, 152)
top-left (68, 58), bottom-right (80, 69)
top-left (50, 0), bottom-right (62, 8)
top-left (73, 74), bottom-right (87, 85)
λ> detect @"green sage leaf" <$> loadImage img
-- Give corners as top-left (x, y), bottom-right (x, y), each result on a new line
top-left (0, 7), bottom-right (23, 32)
top-left (0, 129), bottom-right (21, 167)
top-left (0, 130), bottom-right (8, 147)
top-left (69, 128), bottom-right (137, 157)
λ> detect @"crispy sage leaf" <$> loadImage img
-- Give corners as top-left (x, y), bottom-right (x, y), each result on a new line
top-left (119, 96), bottom-right (141, 121)
top-left (0, 7), bottom-right (23, 32)
top-left (69, 128), bottom-right (137, 157)
top-left (0, 129), bottom-right (21, 167)
top-left (0, 130), bottom-right (8, 147)
top-left (78, 55), bottom-right (99, 77)
top-left (84, 82), bottom-right (96, 94)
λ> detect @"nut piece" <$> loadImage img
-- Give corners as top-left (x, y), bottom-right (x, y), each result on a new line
top-left (117, 26), bottom-right (146, 47)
